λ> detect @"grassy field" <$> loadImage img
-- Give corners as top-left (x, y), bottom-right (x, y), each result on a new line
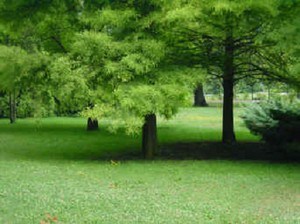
top-left (0, 107), bottom-right (299, 223)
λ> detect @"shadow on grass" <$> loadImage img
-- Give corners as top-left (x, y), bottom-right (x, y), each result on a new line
top-left (1, 118), bottom-right (299, 163)
top-left (157, 142), bottom-right (300, 162)
top-left (4, 140), bottom-right (300, 163)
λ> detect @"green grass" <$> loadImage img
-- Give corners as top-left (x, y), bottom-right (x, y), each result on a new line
top-left (159, 107), bottom-right (258, 143)
top-left (0, 107), bottom-right (299, 223)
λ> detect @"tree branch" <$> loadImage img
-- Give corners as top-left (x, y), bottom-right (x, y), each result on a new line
top-left (50, 36), bottom-right (67, 53)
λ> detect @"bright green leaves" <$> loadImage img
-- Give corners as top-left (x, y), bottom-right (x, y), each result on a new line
top-left (83, 8), bottom-right (137, 35)
top-left (49, 55), bottom-right (90, 114)
top-left (101, 81), bottom-right (191, 134)
top-left (202, 0), bottom-right (277, 16)
top-left (71, 30), bottom-right (165, 86)
top-left (72, 31), bottom-right (118, 65)
top-left (70, 3), bottom-right (194, 134)
top-left (0, 45), bottom-right (51, 118)
top-left (115, 84), bottom-right (163, 116)
top-left (0, 45), bottom-right (47, 91)
top-left (0, 46), bottom-right (26, 90)
top-left (120, 39), bottom-right (165, 77)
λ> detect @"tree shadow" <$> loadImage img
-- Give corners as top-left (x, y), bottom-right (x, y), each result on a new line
top-left (157, 141), bottom-right (300, 162)
top-left (112, 142), bottom-right (300, 163)
top-left (2, 119), bottom-right (299, 163)
top-left (5, 140), bottom-right (300, 163)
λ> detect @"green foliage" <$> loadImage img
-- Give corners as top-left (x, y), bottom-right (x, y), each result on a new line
top-left (163, 0), bottom-right (295, 79)
top-left (0, 45), bottom-right (30, 90)
top-left (82, 8), bottom-right (137, 34)
top-left (49, 56), bottom-right (90, 115)
top-left (242, 99), bottom-right (300, 144)
top-left (69, 4), bottom-right (197, 134)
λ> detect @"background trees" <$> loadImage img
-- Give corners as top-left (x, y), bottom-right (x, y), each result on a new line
top-left (0, 0), bottom-right (299, 157)
top-left (0, 44), bottom-right (49, 122)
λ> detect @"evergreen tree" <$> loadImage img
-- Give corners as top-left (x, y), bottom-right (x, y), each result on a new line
top-left (163, 0), bottom-right (300, 143)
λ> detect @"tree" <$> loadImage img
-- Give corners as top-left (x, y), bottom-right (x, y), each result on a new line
top-left (0, 45), bottom-right (49, 122)
top-left (194, 83), bottom-right (208, 107)
top-left (70, 1), bottom-right (195, 158)
top-left (1, 0), bottom-right (191, 157)
top-left (0, 0), bottom-right (99, 126)
top-left (163, 0), bottom-right (300, 143)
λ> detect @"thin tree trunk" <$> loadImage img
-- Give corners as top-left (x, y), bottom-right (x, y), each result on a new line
top-left (194, 83), bottom-right (208, 107)
top-left (87, 117), bottom-right (98, 131)
top-left (9, 91), bottom-right (16, 124)
top-left (0, 91), bottom-right (5, 118)
top-left (142, 113), bottom-right (157, 159)
top-left (222, 32), bottom-right (236, 143)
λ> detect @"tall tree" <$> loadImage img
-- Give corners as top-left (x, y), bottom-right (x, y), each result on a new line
top-left (163, 0), bottom-right (300, 143)
top-left (71, 1), bottom-right (195, 158)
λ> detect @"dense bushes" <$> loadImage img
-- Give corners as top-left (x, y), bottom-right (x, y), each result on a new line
top-left (242, 100), bottom-right (300, 144)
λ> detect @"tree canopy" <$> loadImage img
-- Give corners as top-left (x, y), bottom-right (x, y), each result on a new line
top-left (162, 0), bottom-right (300, 142)
top-left (0, 0), bottom-right (299, 157)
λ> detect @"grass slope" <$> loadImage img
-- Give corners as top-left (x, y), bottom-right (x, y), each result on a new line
top-left (0, 107), bottom-right (299, 223)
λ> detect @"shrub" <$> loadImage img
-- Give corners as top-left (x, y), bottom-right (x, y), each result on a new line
top-left (241, 100), bottom-right (300, 144)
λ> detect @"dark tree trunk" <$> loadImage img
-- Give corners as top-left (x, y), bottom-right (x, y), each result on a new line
top-left (9, 91), bottom-right (17, 124)
top-left (142, 113), bottom-right (157, 159)
top-left (194, 83), bottom-right (208, 107)
top-left (222, 33), bottom-right (236, 143)
top-left (87, 117), bottom-right (98, 131)
top-left (222, 78), bottom-right (235, 143)
top-left (0, 91), bottom-right (5, 118)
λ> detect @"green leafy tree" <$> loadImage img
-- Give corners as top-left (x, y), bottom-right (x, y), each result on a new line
top-left (163, 0), bottom-right (300, 143)
top-left (71, 1), bottom-right (196, 158)
top-left (0, 1), bottom-right (75, 120)
top-left (0, 45), bottom-right (49, 122)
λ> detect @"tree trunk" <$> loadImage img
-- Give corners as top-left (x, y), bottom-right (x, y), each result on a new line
top-left (194, 83), bottom-right (208, 107)
top-left (87, 117), bottom-right (99, 131)
top-left (222, 78), bottom-right (235, 143)
top-left (142, 113), bottom-right (157, 159)
top-left (0, 91), bottom-right (5, 118)
top-left (222, 33), bottom-right (236, 143)
top-left (9, 91), bottom-right (17, 124)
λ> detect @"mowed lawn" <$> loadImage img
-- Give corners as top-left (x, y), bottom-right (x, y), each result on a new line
top-left (0, 107), bottom-right (299, 223)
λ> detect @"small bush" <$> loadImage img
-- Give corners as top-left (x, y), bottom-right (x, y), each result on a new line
top-left (241, 100), bottom-right (300, 144)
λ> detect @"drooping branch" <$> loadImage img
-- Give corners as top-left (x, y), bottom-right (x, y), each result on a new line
top-left (50, 36), bottom-right (68, 53)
